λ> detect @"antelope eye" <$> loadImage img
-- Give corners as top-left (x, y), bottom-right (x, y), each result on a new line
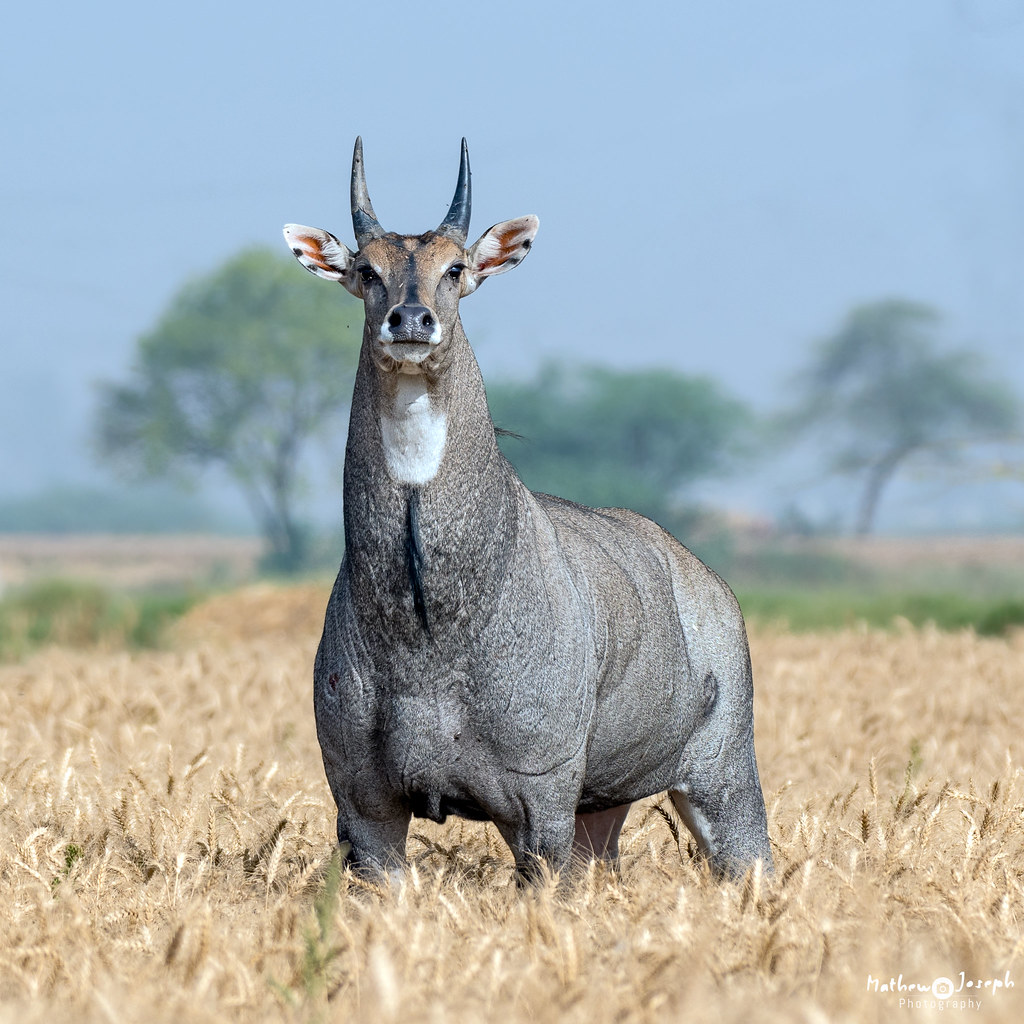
top-left (358, 266), bottom-right (379, 285)
top-left (446, 263), bottom-right (465, 280)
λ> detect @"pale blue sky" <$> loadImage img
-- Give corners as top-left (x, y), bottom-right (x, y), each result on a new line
top-left (4, 1), bottom-right (1024, 527)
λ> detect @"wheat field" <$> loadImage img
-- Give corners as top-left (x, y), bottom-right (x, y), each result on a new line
top-left (1, 584), bottom-right (1021, 1023)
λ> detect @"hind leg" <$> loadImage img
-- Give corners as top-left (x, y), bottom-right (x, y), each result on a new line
top-left (670, 724), bottom-right (773, 877)
top-left (573, 803), bottom-right (632, 864)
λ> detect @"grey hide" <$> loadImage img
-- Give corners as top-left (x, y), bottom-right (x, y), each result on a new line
top-left (285, 143), bottom-right (773, 883)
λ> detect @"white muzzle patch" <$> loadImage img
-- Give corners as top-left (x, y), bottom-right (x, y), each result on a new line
top-left (378, 322), bottom-right (443, 345)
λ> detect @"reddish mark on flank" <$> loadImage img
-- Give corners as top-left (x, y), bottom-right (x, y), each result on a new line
top-left (328, 672), bottom-right (340, 691)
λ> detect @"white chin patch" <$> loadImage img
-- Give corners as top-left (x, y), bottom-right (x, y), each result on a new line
top-left (380, 377), bottom-right (447, 485)
top-left (382, 343), bottom-right (432, 367)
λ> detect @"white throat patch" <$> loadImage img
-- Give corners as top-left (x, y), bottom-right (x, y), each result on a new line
top-left (380, 376), bottom-right (448, 485)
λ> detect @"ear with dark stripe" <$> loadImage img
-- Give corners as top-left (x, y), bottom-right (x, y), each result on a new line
top-left (282, 224), bottom-right (360, 296)
top-left (463, 215), bottom-right (539, 295)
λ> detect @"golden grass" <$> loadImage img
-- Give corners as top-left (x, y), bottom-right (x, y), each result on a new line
top-left (1, 585), bottom-right (1022, 1022)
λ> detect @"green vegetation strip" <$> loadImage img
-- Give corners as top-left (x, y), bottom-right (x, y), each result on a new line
top-left (737, 589), bottom-right (1024, 635)
top-left (2, 580), bottom-right (1022, 661)
top-left (0, 580), bottom-right (200, 660)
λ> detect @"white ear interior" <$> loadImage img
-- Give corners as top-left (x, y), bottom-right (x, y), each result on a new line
top-left (283, 224), bottom-right (355, 283)
top-left (467, 215), bottom-right (540, 282)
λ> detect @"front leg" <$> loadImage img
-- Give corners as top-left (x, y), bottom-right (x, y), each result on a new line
top-left (493, 806), bottom-right (576, 884)
top-left (319, 741), bottom-right (411, 878)
top-left (336, 803), bottom-right (412, 880)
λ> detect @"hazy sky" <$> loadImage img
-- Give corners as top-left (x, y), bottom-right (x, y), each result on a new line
top-left (4, 1), bottom-right (1024, 526)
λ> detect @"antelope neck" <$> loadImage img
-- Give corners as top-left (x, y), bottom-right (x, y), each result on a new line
top-left (379, 373), bottom-right (448, 487)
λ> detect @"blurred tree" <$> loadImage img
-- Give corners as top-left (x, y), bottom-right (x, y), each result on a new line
top-left (487, 364), bottom-right (752, 532)
top-left (787, 299), bottom-right (1019, 535)
top-left (96, 248), bottom-right (361, 573)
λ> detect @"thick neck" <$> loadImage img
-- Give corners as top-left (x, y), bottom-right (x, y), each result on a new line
top-left (343, 318), bottom-right (503, 506)
top-left (341, 318), bottom-right (518, 635)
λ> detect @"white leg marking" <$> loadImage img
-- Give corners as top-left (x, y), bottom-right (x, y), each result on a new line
top-left (380, 376), bottom-right (448, 485)
top-left (670, 789), bottom-right (716, 859)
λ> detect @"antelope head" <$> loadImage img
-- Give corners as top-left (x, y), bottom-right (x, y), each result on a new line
top-left (284, 138), bottom-right (539, 376)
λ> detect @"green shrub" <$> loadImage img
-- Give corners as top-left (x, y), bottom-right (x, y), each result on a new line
top-left (737, 589), bottom-right (1024, 635)
top-left (0, 580), bottom-right (199, 660)
top-left (976, 599), bottom-right (1024, 637)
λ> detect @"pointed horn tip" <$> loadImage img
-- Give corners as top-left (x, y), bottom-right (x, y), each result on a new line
top-left (351, 135), bottom-right (386, 242)
top-left (435, 137), bottom-right (472, 241)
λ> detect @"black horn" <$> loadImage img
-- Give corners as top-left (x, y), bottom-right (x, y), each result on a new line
top-left (436, 138), bottom-right (471, 244)
top-left (351, 137), bottom-right (385, 247)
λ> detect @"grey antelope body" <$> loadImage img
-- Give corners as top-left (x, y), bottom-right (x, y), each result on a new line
top-left (284, 139), bottom-right (772, 880)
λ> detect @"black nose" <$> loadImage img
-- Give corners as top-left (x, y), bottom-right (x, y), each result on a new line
top-left (386, 304), bottom-right (436, 342)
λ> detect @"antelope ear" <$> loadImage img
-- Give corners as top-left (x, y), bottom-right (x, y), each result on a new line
top-left (283, 224), bottom-right (360, 296)
top-left (463, 215), bottom-right (539, 295)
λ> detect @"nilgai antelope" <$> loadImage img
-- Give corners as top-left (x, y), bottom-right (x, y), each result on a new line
top-left (283, 138), bottom-right (772, 882)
